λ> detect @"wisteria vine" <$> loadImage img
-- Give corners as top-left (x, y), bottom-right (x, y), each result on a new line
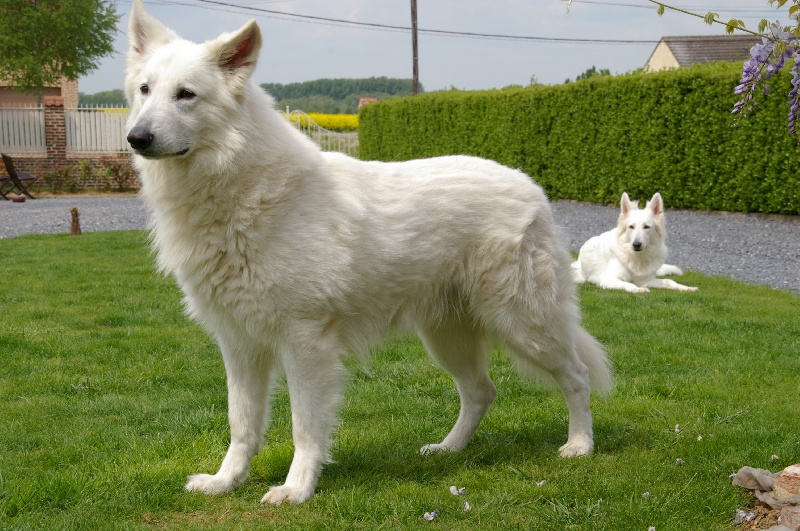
top-left (644, 1), bottom-right (800, 138)
top-left (732, 22), bottom-right (800, 136)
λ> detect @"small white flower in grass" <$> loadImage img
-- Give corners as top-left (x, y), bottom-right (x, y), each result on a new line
top-left (642, 492), bottom-right (653, 499)
top-left (648, 527), bottom-right (656, 531)
top-left (536, 480), bottom-right (547, 488)
top-left (697, 435), bottom-right (703, 442)
top-left (771, 454), bottom-right (780, 462)
top-left (733, 509), bottom-right (756, 523)
top-left (449, 485), bottom-right (466, 496)
top-left (423, 509), bottom-right (439, 521)
top-left (675, 458), bottom-right (684, 465)
top-left (674, 424), bottom-right (681, 434)
top-left (464, 501), bottom-right (471, 512)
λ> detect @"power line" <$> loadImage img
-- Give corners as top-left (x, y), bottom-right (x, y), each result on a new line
top-left (175, 0), bottom-right (660, 45)
top-left (562, 0), bottom-right (784, 14)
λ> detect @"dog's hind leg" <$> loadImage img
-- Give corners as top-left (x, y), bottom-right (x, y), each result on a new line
top-left (186, 334), bottom-right (275, 495)
top-left (656, 264), bottom-right (683, 276)
top-left (261, 321), bottom-right (346, 505)
top-left (570, 260), bottom-right (587, 283)
top-left (416, 319), bottom-right (497, 454)
top-left (502, 324), bottom-right (597, 457)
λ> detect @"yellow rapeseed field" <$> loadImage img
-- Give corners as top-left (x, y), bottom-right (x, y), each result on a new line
top-left (288, 113), bottom-right (358, 132)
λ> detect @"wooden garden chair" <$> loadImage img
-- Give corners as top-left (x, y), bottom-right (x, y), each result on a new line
top-left (1, 153), bottom-right (38, 199)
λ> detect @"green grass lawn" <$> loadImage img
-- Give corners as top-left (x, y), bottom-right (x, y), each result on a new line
top-left (1, 231), bottom-right (798, 530)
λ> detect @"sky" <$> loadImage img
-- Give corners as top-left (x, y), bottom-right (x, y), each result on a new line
top-left (80, 0), bottom-right (793, 96)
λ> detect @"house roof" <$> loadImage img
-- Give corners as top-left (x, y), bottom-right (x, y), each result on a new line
top-left (657, 35), bottom-right (761, 67)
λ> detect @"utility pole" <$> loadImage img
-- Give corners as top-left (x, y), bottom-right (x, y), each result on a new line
top-left (411, 0), bottom-right (418, 95)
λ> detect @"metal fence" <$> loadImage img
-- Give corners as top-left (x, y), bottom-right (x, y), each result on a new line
top-left (65, 105), bottom-right (130, 154)
top-left (0, 105), bottom-right (46, 155)
top-left (286, 110), bottom-right (359, 158)
top-left (1, 105), bottom-right (358, 157)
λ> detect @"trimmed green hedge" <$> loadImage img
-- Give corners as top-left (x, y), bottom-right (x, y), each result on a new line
top-left (359, 63), bottom-right (799, 215)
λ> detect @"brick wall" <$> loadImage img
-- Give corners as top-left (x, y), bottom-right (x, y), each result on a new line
top-left (1, 95), bottom-right (136, 190)
top-left (60, 78), bottom-right (79, 108)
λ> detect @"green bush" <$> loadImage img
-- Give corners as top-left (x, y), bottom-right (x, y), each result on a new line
top-left (42, 166), bottom-right (79, 194)
top-left (359, 62), bottom-right (800, 215)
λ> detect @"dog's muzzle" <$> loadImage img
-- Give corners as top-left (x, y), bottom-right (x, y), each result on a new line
top-left (127, 126), bottom-right (154, 152)
top-left (127, 126), bottom-right (189, 157)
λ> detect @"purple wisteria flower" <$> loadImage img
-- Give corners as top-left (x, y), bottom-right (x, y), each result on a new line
top-left (733, 22), bottom-right (800, 136)
top-left (788, 58), bottom-right (800, 134)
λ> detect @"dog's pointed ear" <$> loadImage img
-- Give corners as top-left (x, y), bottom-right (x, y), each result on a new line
top-left (210, 19), bottom-right (262, 89)
top-left (647, 193), bottom-right (664, 216)
top-left (129, 0), bottom-right (179, 61)
top-left (620, 192), bottom-right (633, 215)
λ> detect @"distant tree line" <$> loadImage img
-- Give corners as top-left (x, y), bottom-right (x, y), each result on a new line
top-left (79, 89), bottom-right (126, 106)
top-left (261, 77), bottom-right (422, 114)
top-left (78, 78), bottom-right (421, 113)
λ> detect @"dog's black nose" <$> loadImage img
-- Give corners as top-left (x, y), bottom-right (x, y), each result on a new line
top-left (127, 127), bottom-right (154, 151)
top-left (632, 241), bottom-right (642, 251)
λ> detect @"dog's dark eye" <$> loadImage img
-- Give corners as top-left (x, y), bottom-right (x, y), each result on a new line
top-left (177, 89), bottom-right (196, 100)
top-left (628, 225), bottom-right (635, 229)
top-left (644, 224), bottom-right (651, 229)
top-left (140, 84), bottom-right (149, 96)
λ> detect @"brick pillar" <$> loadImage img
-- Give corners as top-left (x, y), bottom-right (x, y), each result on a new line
top-left (43, 95), bottom-right (67, 169)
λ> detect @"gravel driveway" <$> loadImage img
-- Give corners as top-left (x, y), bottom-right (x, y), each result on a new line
top-left (1, 195), bottom-right (798, 294)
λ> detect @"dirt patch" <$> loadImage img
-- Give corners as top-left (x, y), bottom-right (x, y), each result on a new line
top-left (738, 504), bottom-right (781, 530)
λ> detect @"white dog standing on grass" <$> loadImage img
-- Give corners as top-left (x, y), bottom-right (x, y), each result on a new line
top-left (125, 0), bottom-right (612, 505)
top-left (572, 192), bottom-right (698, 293)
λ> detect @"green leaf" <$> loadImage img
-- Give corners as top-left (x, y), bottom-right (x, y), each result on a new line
top-left (656, 4), bottom-right (665, 16)
top-left (703, 12), bottom-right (719, 25)
top-left (724, 19), bottom-right (745, 34)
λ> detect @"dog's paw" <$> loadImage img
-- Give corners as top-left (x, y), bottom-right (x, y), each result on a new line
top-left (420, 443), bottom-right (452, 455)
top-left (685, 286), bottom-right (699, 292)
top-left (260, 484), bottom-right (314, 505)
top-left (631, 286), bottom-right (649, 294)
top-left (185, 473), bottom-right (241, 495)
top-left (558, 437), bottom-right (594, 458)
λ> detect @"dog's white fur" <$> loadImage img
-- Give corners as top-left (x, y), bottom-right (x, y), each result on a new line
top-left (125, 0), bottom-right (612, 505)
top-left (572, 193), bottom-right (698, 293)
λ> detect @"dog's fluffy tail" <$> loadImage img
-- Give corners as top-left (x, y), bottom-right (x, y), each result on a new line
top-left (576, 326), bottom-right (614, 396)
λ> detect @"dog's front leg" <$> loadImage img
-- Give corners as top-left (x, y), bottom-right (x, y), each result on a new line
top-left (261, 327), bottom-right (345, 504)
top-left (647, 278), bottom-right (698, 292)
top-left (596, 275), bottom-right (649, 293)
top-left (186, 336), bottom-right (275, 495)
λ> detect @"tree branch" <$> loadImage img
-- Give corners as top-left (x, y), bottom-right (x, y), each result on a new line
top-left (646, 0), bottom-right (769, 40)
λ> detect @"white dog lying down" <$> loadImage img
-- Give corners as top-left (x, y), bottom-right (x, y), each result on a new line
top-left (125, 0), bottom-right (613, 505)
top-left (572, 193), bottom-right (698, 293)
